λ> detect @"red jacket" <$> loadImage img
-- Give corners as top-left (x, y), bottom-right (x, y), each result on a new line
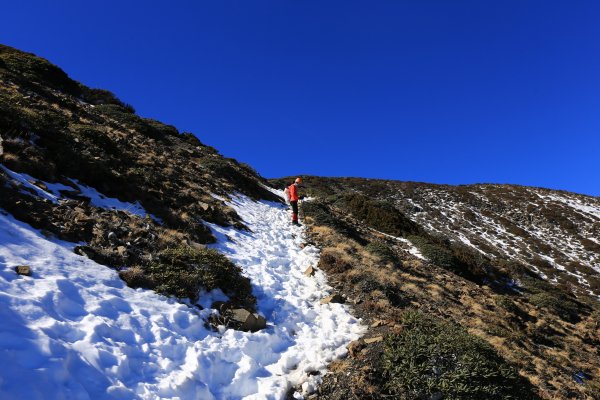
top-left (288, 183), bottom-right (299, 201)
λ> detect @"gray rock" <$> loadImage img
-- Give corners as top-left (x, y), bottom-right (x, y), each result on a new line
top-left (320, 294), bottom-right (345, 305)
top-left (15, 265), bottom-right (32, 276)
top-left (230, 308), bottom-right (267, 332)
top-left (304, 265), bottom-right (316, 277)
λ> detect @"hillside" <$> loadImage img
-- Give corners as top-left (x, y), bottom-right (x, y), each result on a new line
top-left (0, 45), bottom-right (363, 399)
top-left (270, 176), bottom-right (600, 399)
top-left (1, 43), bottom-right (599, 400)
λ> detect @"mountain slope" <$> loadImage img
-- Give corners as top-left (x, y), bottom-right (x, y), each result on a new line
top-left (271, 177), bottom-right (600, 399)
top-left (0, 44), bottom-right (363, 399)
top-left (0, 194), bottom-right (362, 399)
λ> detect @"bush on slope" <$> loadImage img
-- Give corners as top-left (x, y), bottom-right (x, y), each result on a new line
top-left (384, 311), bottom-right (539, 400)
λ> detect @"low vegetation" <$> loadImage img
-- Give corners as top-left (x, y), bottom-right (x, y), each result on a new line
top-left (120, 245), bottom-right (254, 307)
top-left (383, 311), bottom-right (538, 400)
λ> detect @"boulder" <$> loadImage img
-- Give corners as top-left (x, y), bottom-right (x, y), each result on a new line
top-left (320, 294), bottom-right (345, 305)
top-left (15, 265), bottom-right (32, 276)
top-left (230, 309), bottom-right (266, 332)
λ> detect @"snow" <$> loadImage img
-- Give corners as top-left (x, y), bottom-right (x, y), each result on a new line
top-left (72, 182), bottom-right (150, 219)
top-left (368, 228), bottom-right (426, 260)
top-left (0, 193), bottom-right (363, 399)
top-left (545, 193), bottom-right (600, 220)
top-left (1, 165), bottom-right (156, 220)
top-left (1, 164), bottom-right (62, 203)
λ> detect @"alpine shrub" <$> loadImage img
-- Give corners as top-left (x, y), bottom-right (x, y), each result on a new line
top-left (142, 245), bottom-right (253, 305)
top-left (341, 194), bottom-right (420, 237)
top-left (383, 311), bottom-right (538, 400)
top-left (528, 292), bottom-right (581, 323)
top-left (302, 201), bottom-right (366, 244)
top-left (366, 240), bottom-right (397, 264)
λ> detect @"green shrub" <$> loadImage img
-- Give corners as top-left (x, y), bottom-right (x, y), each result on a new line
top-left (340, 194), bottom-right (420, 237)
top-left (528, 292), bottom-right (580, 323)
top-left (0, 44), bottom-right (81, 95)
top-left (199, 157), bottom-right (278, 202)
top-left (94, 104), bottom-right (178, 139)
top-left (79, 86), bottom-right (135, 112)
top-left (407, 235), bottom-right (508, 285)
top-left (590, 309), bottom-right (600, 328)
top-left (383, 311), bottom-right (538, 400)
top-left (366, 240), bottom-right (397, 264)
top-left (302, 201), bottom-right (366, 244)
top-left (495, 296), bottom-right (520, 315)
top-left (142, 245), bottom-right (253, 305)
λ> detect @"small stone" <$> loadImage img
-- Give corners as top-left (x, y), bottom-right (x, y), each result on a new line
top-left (392, 324), bottom-right (404, 334)
top-left (370, 319), bottom-right (386, 328)
top-left (347, 339), bottom-right (365, 357)
top-left (364, 336), bottom-right (384, 344)
top-left (15, 265), bottom-right (32, 276)
top-left (299, 243), bottom-right (306, 249)
top-left (304, 266), bottom-right (316, 277)
top-left (320, 294), bottom-right (345, 305)
top-left (230, 309), bottom-right (266, 332)
top-left (430, 392), bottom-right (443, 400)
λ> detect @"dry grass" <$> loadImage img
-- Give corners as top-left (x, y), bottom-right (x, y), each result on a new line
top-left (302, 207), bottom-right (600, 400)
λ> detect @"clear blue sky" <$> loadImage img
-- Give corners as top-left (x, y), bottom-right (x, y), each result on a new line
top-left (3, 1), bottom-right (599, 196)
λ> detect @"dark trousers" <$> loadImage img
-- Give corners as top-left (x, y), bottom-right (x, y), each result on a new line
top-left (290, 201), bottom-right (299, 222)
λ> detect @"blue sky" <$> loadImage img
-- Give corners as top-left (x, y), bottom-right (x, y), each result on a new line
top-left (3, 1), bottom-right (599, 196)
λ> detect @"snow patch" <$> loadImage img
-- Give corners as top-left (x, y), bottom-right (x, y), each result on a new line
top-left (0, 193), bottom-right (363, 399)
top-left (1, 164), bottom-right (157, 221)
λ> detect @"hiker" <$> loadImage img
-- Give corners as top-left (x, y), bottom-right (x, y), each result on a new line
top-left (285, 177), bottom-right (303, 226)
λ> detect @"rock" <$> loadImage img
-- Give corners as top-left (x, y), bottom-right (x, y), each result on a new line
top-left (304, 266), bottom-right (316, 277)
top-left (107, 231), bottom-right (118, 242)
top-left (211, 301), bottom-right (227, 312)
top-left (430, 392), bottom-right (443, 400)
top-left (255, 314), bottom-right (267, 329)
top-left (347, 339), bottom-right (366, 357)
top-left (230, 309), bottom-right (266, 332)
top-left (364, 336), bottom-right (384, 344)
top-left (15, 265), bottom-right (32, 276)
top-left (299, 243), bottom-right (306, 249)
top-left (320, 294), bottom-right (345, 305)
top-left (74, 245), bottom-right (94, 258)
top-left (370, 319), bottom-right (386, 328)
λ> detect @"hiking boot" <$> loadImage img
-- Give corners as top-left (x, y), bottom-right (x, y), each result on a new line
top-left (292, 221), bottom-right (301, 226)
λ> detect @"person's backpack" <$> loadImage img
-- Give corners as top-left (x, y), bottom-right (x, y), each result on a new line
top-left (284, 186), bottom-right (291, 203)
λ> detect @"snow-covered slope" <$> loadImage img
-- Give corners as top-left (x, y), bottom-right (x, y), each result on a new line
top-left (389, 185), bottom-right (600, 292)
top-left (286, 177), bottom-right (600, 296)
top-left (0, 195), bottom-right (363, 399)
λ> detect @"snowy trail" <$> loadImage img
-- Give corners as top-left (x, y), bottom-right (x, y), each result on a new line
top-left (0, 194), bottom-right (363, 399)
